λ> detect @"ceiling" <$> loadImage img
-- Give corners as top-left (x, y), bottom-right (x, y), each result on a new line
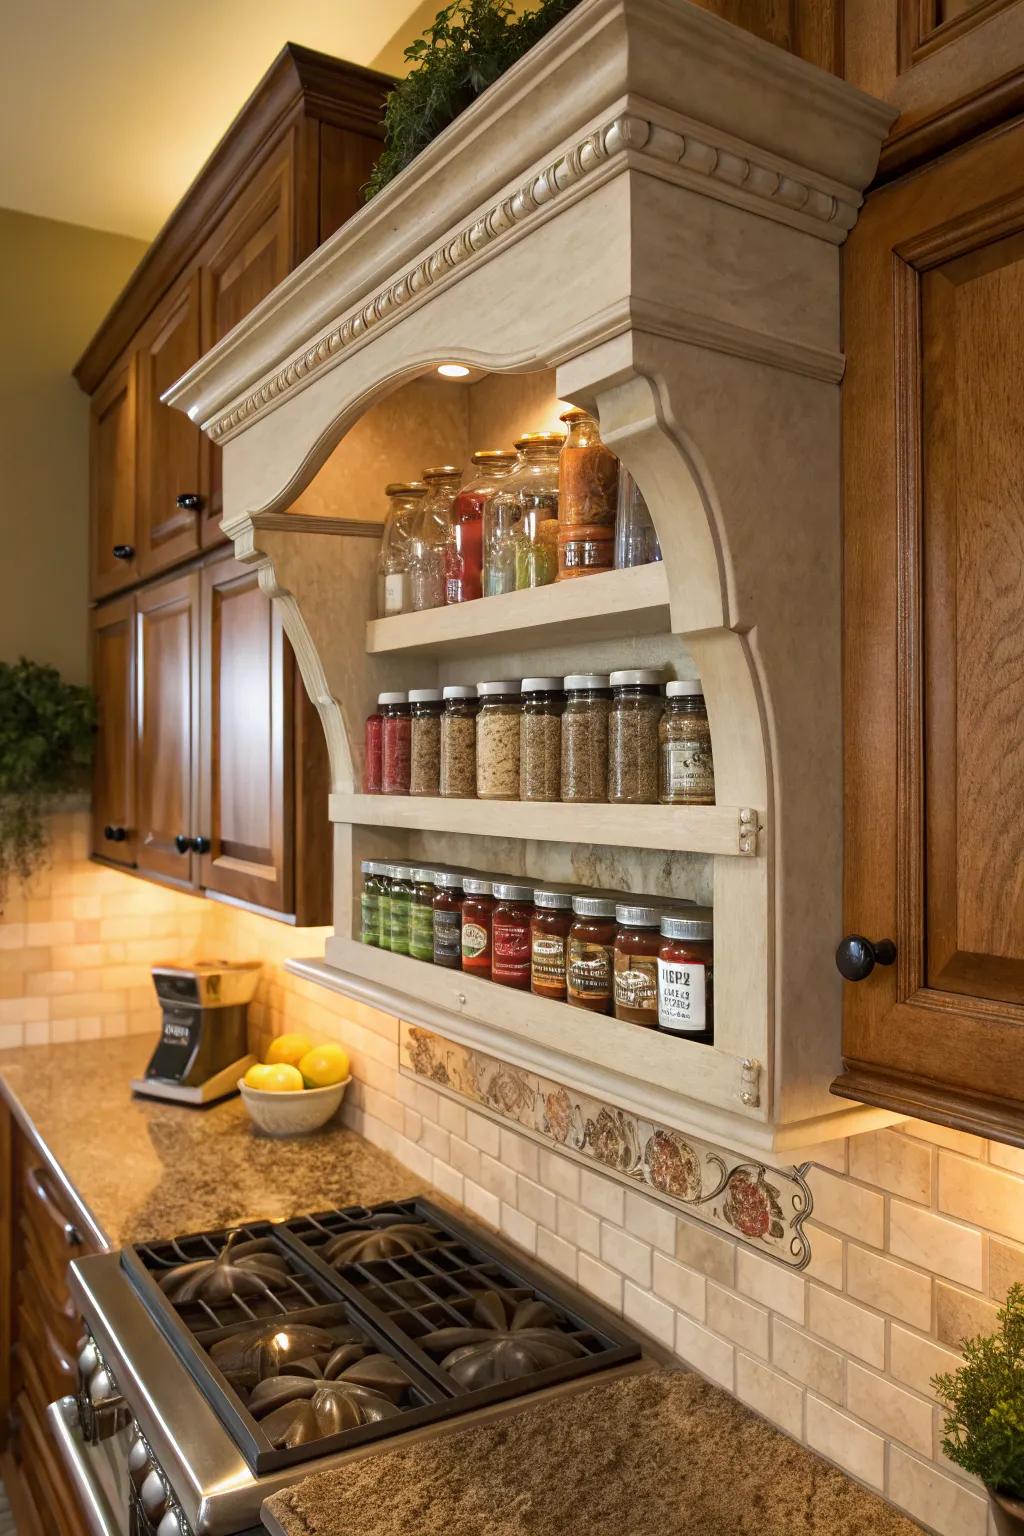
top-left (0, 0), bottom-right (435, 242)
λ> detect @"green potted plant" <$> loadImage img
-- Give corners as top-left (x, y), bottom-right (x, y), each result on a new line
top-left (934, 1282), bottom-right (1024, 1533)
top-left (0, 658), bottom-right (95, 906)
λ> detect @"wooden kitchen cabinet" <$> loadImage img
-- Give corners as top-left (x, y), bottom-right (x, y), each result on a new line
top-left (90, 596), bottom-right (136, 868)
top-left (88, 356), bottom-right (138, 599)
top-left (135, 572), bottom-right (200, 889)
top-left (136, 271), bottom-right (205, 579)
top-left (836, 114), bottom-right (1024, 1144)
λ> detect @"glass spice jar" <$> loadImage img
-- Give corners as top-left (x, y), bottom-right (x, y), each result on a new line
top-left (658, 913), bottom-right (714, 1042)
top-left (432, 871), bottom-right (465, 969)
top-left (408, 466), bottom-right (462, 612)
top-left (387, 864), bottom-right (414, 956)
top-left (380, 692), bottom-right (412, 795)
top-left (613, 903), bottom-right (664, 1027)
top-left (567, 893), bottom-right (618, 1014)
top-left (558, 408), bottom-right (619, 527)
top-left (476, 680), bottom-right (522, 800)
top-left (483, 434), bottom-right (562, 596)
top-left (409, 688), bottom-right (443, 797)
top-left (445, 451), bottom-right (516, 604)
top-left (608, 669), bottom-right (663, 804)
top-left (491, 881), bottom-right (535, 989)
top-left (461, 875), bottom-right (495, 977)
top-left (376, 866), bottom-right (393, 949)
top-left (530, 886), bottom-right (574, 1001)
top-left (520, 677), bottom-right (564, 802)
top-left (377, 481), bottom-right (427, 617)
top-left (363, 698), bottom-right (384, 794)
top-left (560, 674), bottom-right (611, 803)
top-left (408, 867), bottom-right (438, 962)
top-left (360, 860), bottom-right (387, 946)
top-left (614, 469), bottom-right (661, 569)
top-left (659, 680), bottom-right (715, 805)
top-left (557, 520), bottom-right (614, 581)
top-left (440, 685), bottom-right (478, 798)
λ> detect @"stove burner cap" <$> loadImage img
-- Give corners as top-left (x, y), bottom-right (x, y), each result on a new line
top-left (158, 1232), bottom-right (289, 1304)
top-left (249, 1349), bottom-right (412, 1448)
top-left (422, 1290), bottom-right (587, 1389)
top-left (322, 1216), bottom-right (436, 1268)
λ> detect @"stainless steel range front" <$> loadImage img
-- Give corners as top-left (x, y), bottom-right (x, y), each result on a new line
top-left (50, 1199), bottom-right (647, 1535)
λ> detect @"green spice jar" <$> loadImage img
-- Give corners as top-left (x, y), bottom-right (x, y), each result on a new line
top-left (360, 860), bottom-right (387, 946)
top-left (387, 864), bottom-right (414, 956)
top-left (377, 866), bottom-right (394, 949)
top-left (409, 867), bottom-right (438, 962)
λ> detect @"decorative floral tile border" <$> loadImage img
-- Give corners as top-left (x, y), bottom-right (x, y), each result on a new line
top-left (399, 1024), bottom-right (813, 1269)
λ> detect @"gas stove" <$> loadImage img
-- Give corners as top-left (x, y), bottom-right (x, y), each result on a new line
top-left (53, 1199), bottom-right (647, 1535)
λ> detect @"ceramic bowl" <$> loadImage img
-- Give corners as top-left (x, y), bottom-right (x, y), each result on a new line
top-left (238, 1076), bottom-right (351, 1137)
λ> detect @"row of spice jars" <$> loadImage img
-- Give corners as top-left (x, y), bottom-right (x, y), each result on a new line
top-left (363, 672), bottom-right (715, 805)
top-left (359, 860), bottom-right (713, 1040)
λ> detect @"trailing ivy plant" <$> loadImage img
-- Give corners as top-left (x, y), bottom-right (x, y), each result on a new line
top-left (365, 0), bottom-right (582, 200)
top-left (0, 659), bottom-right (95, 904)
top-left (933, 1282), bottom-right (1024, 1497)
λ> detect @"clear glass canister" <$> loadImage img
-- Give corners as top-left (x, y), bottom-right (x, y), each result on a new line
top-left (560, 673), bottom-right (611, 803)
top-left (409, 688), bottom-right (443, 797)
top-left (558, 408), bottom-right (619, 528)
top-left (380, 692), bottom-right (411, 795)
top-left (408, 466), bottom-right (462, 612)
top-left (483, 434), bottom-right (561, 596)
top-left (445, 451), bottom-right (516, 604)
top-left (408, 867), bottom-right (438, 962)
top-left (376, 481), bottom-right (427, 617)
top-left (660, 680), bottom-right (716, 805)
top-left (440, 685), bottom-right (478, 799)
top-left (614, 469), bottom-right (661, 569)
top-left (360, 860), bottom-right (387, 946)
top-left (519, 676), bottom-right (563, 802)
top-left (608, 669), bottom-right (663, 804)
top-left (476, 680), bottom-right (521, 800)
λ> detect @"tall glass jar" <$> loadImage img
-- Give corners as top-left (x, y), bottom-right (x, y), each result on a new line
top-left (440, 685), bottom-right (478, 798)
top-left (360, 860), bottom-right (387, 946)
top-left (614, 469), bottom-right (661, 569)
top-left (408, 466), bottom-right (462, 611)
top-left (476, 680), bottom-right (521, 800)
top-left (492, 881), bottom-right (535, 989)
top-left (483, 434), bottom-right (562, 596)
top-left (409, 689), bottom-right (443, 797)
top-left (409, 867), bottom-right (438, 962)
top-left (613, 903), bottom-right (663, 1026)
top-left (659, 680), bottom-right (716, 805)
top-left (558, 408), bottom-right (618, 527)
top-left (376, 482), bottom-right (426, 617)
top-left (461, 875), bottom-right (495, 977)
top-left (658, 913), bottom-right (714, 1042)
top-left (608, 669), bottom-right (663, 804)
top-left (432, 871), bottom-right (465, 969)
top-left (363, 698), bottom-right (384, 794)
top-left (376, 866), bottom-right (393, 949)
top-left (531, 886), bottom-right (574, 1001)
top-left (380, 692), bottom-right (411, 795)
top-left (560, 674), bottom-right (611, 803)
top-left (445, 451), bottom-right (516, 604)
top-left (519, 677), bottom-right (564, 802)
top-left (567, 893), bottom-right (617, 1014)
top-left (387, 864), bottom-right (414, 956)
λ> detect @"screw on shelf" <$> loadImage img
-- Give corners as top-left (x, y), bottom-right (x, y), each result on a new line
top-left (738, 809), bottom-right (760, 856)
top-left (739, 1058), bottom-right (761, 1107)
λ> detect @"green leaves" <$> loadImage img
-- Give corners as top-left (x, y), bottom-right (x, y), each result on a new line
top-left (933, 1282), bottom-right (1024, 1497)
top-left (365, 0), bottom-right (581, 200)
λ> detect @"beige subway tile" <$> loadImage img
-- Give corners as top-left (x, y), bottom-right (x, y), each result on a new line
top-left (101, 1015), bottom-right (128, 1038)
top-left (77, 1018), bottom-right (102, 1041)
top-left (803, 1223), bottom-right (844, 1289)
top-left (707, 1286), bottom-right (769, 1357)
top-left (676, 1218), bottom-right (736, 1286)
top-left (735, 1354), bottom-right (803, 1438)
top-left (437, 1096), bottom-right (466, 1139)
top-left (0, 946), bottom-right (49, 975)
top-left (465, 1110), bottom-right (500, 1157)
top-left (736, 1249), bottom-right (806, 1324)
top-left (447, 1135), bottom-right (480, 1181)
top-left (936, 1283), bottom-right (999, 1350)
top-left (807, 1285), bottom-right (885, 1367)
top-left (805, 1398), bottom-right (885, 1490)
top-left (889, 1201), bottom-right (983, 1289)
top-left (0, 976), bottom-right (21, 999)
top-left (846, 1364), bottom-right (933, 1454)
top-left (363, 1088), bottom-right (406, 1135)
top-left (23, 1020), bottom-right (50, 1046)
top-left (771, 1319), bottom-right (843, 1403)
top-left (625, 1191), bottom-right (676, 1254)
top-left (0, 924), bottom-right (26, 951)
top-left (600, 1223), bottom-right (652, 1287)
top-left (517, 1177), bottom-right (556, 1230)
top-left (889, 1325), bottom-right (962, 1402)
top-left (430, 1158), bottom-right (463, 1205)
top-left (539, 1148), bottom-right (579, 1202)
top-left (407, 1081), bottom-right (440, 1121)
top-left (0, 1023), bottom-right (25, 1049)
top-left (0, 997), bottom-right (48, 1024)
top-left (403, 1108), bottom-right (423, 1143)
top-left (652, 1253), bottom-right (706, 1321)
top-left (24, 921), bottom-right (75, 945)
top-left (51, 1020), bottom-right (78, 1043)
top-left (537, 1227), bottom-right (576, 1282)
top-left (578, 1252), bottom-right (623, 1312)
top-left (420, 1121), bottom-right (450, 1161)
top-left (675, 1315), bottom-right (734, 1391)
top-left (499, 1129), bottom-right (538, 1181)
top-left (939, 1154), bottom-right (1024, 1245)
top-left (990, 1238), bottom-right (1024, 1300)
top-left (25, 971), bottom-right (76, 996)
top-left (478, 1154), bottom-right (517, 1205)
top-left (556, 1198), bottom-right (600, 1257)
top-left (847, 1245), bottom-right (932, 1329)
top-left (887, 1447), bottom-right (989, 1536)
top-left (499, 1202), bottom-right (537, 1255)
top-left (807, 1167), bottom-right (884, 1247)
top-left (849, 1128), bottom-right (933, 1204)
top-left (623, 1283), bottom-right (675, 1348)
top-left (580, 1168), bottom-right (625, 1226)
top-left (899, 1120), bottom-right (985, 1158)
top-left (463, 1179), bottom-right (500, 1230)
top-left (989, 1142), bottom-right (1024, 1176)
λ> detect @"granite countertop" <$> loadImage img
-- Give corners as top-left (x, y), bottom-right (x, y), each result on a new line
top-left (0, 1037), bottom-right (424, 1247)
top-left (263, 1370), bottom-right (927, 1536)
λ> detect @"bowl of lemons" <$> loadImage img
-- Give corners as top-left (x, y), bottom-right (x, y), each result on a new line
top-left (238, 1034), bottom-right (351, 1137)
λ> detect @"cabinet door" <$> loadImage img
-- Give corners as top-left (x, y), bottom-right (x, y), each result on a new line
top-left (200, 145), bottom-right (294, 544)
top-left (90, 596), bottom-right (136, 866)
top-left (89, 356), bottom-right (137, 599)
top-left (838, 118), bottom-right (1024, 1142)
top-left (198, 553), bottom-right (293, 912)
top-left (136, 573), bottom-right (199, 887)
top-left (137, 272), bottom-right (204, 578)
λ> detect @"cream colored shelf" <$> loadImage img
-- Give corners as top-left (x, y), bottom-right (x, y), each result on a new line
top-left (365, 562), bottom-right (671, 659)
top-left (329, 792), bottom-right (759, 857)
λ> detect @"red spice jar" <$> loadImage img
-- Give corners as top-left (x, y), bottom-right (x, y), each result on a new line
top-left (445, 450), bottom-right (516, 604)
top-left (364, 697), bottom-right (384, 794)
top-left (461, 876), bottom-right (495, 978)
top-left (491, 881), bottom-right (535, 989)
top-left (530, 887), bottom-right (573, 1001)
top-left (380, 692), bottom-right (411, 795)
top-left (567, 893), bottom-right (617, 1014)
top-left (657, 912), bottom-right (714, 1042)
top-left (432, 872), bottom-right (465, 970)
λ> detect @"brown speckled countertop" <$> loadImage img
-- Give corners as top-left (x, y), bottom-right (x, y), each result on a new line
top-left (0, 1037), bottom-right (424, 1247)
top-left (263, 1370), bottom-right (927, 1536)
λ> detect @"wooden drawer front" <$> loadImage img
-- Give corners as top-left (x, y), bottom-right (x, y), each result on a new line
top-left (20, 1161), bottom-right (86, 1275)
top-left (14, 1283), bottom-right (76, 1416)
top-left (19, 1222), bottom-right (79, 1348)
top-left (12, 1388), bottom-right (88, 1536)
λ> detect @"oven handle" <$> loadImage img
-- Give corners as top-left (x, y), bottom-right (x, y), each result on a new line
top-left (46, 1396), bottom-right (122, 1536)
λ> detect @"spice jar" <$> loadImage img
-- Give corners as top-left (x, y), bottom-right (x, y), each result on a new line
top-left (659, 680), bottom-right (715, 805)
top-left (531, 887), bottom-right (574, 1001)
top-left (558, 408), bottom-right (619, 527)
top-left (461, 876), bottom-right (495, 977)
top-left (432, 871), bottom-right (465, 969)
top-left (658, 913), bottom-right (714, 1041)
top-left (614, 470), bottom-right (661, 569)
top-left (567, 893), bottom-right (617, 1013)
top-left (409, 688), bottom-right (443, 797)
top-left (613, 904), bottom-right (663, 1026)
top-left (483, 434), bottom-right (562, 596)
top-left (360, 860), bottom-right (387, 946)
top-left (476, 680), bottom-right (521, 800)
top-left (445, 451), bottom-right (516, 604)
top-left (408, 867), bottom-right (438, 962)
top-left (492, 881), bottom-right (535, 989)
top-left (520, 677), bottom-right (564, 802)
top-left (560, 674), bottom-right (611, 803)
top-left (408, 466), bottom-right (462, 611)
top-left (380, 693), bottom-right (412, 795)
top-left (363, 699), bottom-right (384, 794)
top-left (440, 685), bottom-right (478, 798)
top-left (557, 521), bottom-right (614, 581)
top-left (608, 669), bottom-right (663, 804)
top-left (376, 866), bottom-right (393, 949)
top-left (387, 864), bottom-right (414, 956)
top-left (376, 481), bottom-right (427, 617)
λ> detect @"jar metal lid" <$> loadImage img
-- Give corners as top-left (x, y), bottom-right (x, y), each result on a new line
top-left (408, 688), bottom-right (443, 703)
top-left (443, 684), bottom-right (477, 699)
top-left (411, 867), bottom-right (438, 884)
top-left (514, 432), bottom-right (564, 448)
top-left (615, 903), bottom-right (664, 927)
top-left (521, 676), bottom-right (564, 693)
top-left (385, 481), bottom-right (427, 496)
top-left (422, 465), bottom-right (462, 479)
top-left (471, 449), bottom-right (516, 463)
top-left (572, 893), bottom-right (617, 918)
top-left (462, 875), bottom-right (494, 896)
top-left (660, 914), bottom-right (714, 941)
top-left (434, 870), bottom-right (466, 890)
top-left (666, 680), bottom-right (705, 697)
top-left (534, 887), bottom-right (574, 910)
top-left (564, 673), bottom-right (610, 690)
top-left (361, 860), bottom-right (388, 875)
top-left (385, 863), bottom-right (413, 881)
top-left (477, 679), bottom-right (521, 697)
top-left (377, 691), bottom-right (408, 705)
top-left (493, 881), bottom-right (535, 902)
top-left (609, 669), bottom-right (664, 688)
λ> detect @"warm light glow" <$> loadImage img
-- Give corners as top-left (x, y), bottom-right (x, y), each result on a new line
top-left (437, 363), bottom-right (471, 378)
top-left (274, 1332), bottom-right (291, 1350)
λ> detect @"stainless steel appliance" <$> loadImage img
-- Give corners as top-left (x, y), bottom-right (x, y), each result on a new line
top-left (131, 961), bottom-right (261, 1107)
top-left (50, 1199), bottom-right (648, 1535)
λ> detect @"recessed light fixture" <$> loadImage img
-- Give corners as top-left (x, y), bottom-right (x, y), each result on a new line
top-left (437, 363), bottom-right (470, 378)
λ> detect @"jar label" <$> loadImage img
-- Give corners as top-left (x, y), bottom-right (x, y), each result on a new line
top-left (614, 953), bottom-right (658, 1015)
top-left (409, 902), bottom-right (434, 962)
top-left (531, 933), bottom-right (567, 986)
top-left (383, 573), bottom-right (406, 616)
top-left (657, 958), bottom-right (706, 1032)
top-left (661, 737), bottom-right (715, 802)
top-left (567, 938), bottom-right (613, 1000)
top-left (360, 892), bottom-right (379, 945)
top-left (433, 909), bottom-right (462, 965)
top-left (462, 921), bottom-right (489, 961)
top-left (389, 898), bottom-right (410, 956)
top-left (492, 918), bottom-right (531, 982)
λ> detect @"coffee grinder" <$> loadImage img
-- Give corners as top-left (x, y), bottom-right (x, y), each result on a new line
top-left (131, 959), bottom-right (262, 1106)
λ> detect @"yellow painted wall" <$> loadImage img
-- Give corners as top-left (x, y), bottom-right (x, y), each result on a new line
top-left (0, 209), bottom-right (148, 684)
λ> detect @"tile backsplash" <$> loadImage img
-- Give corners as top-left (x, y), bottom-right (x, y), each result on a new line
top-left (3, 808), bottom-right (1021, 1536)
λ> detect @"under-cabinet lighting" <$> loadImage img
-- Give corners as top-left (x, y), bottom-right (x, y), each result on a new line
top-left (437, 363), bottom-right (470, 378)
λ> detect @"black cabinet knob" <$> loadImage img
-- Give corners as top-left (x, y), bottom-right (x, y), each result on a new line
top-left (191, 836), bottom-right (211, 855)
top-left (174, 834), bottom-right (191, 855)
top-left (103, 825), bottom-right (115, 841)
top-left (175, 493), bottom-right (204, 511)
top-left (111, 826), bottom-right (127, 843)
top-left (836, 935), bottom-right (897, 982)
top-left (112, 544), bottom-right (134, 560)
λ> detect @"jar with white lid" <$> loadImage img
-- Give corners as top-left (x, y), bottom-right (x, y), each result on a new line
top-left (380, 691), bottom-right (411, 796)
top-left (409, 688), bottom-right (443, 797)
top-left (608, 669), bottom-right (664, 804)
top-left (659, 680), bottom-right (715, 805)
top-left (560, 673), bottom-right (611, 803)
top-left (440, 685), bottom-right (478, 799)
top-left (476, 680), bottom-right (521, 800)
top-left (520, 676), bottom-right (564, 802)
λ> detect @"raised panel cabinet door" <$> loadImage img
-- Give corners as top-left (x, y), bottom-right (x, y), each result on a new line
top-left (90, 595), bottom-right (136, 866)
top-left (838, 118), bottom-right (1024, 1143)
top-left (89, 356), bottom-right (137, 598)
top-left (137, 271), bottom-right (204, 578)
top-left (135, 573), bottom-right (199, 887)
top-left (198, 554), bottom-right (293, 912)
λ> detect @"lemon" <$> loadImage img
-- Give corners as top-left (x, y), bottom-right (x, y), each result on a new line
top-left (243, 1063), bottom-right (273, 1090)
top-left (265, 1033), bottom-right (313, 1069)
top-left (299, 1043), bottom-right (350, 1089)
top-left (259, 1063), bottom-right (304, 1093)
